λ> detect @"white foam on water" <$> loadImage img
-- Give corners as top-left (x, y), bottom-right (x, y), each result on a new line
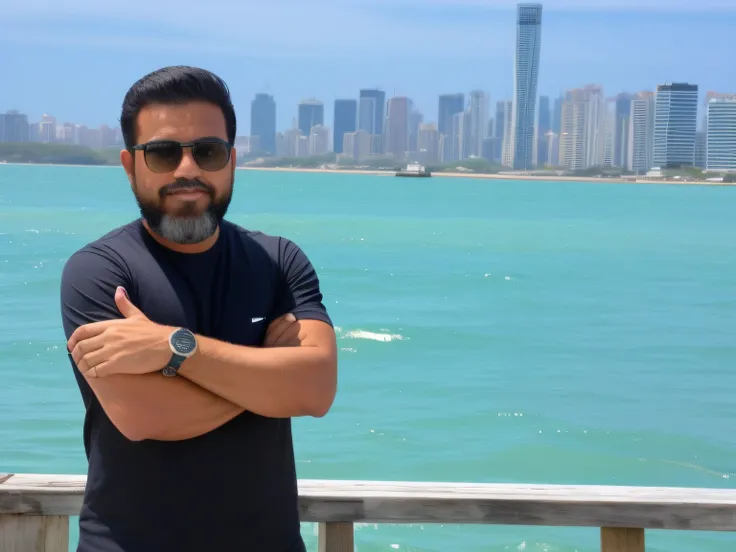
top-left (342, 329), bottom-right (407, 342)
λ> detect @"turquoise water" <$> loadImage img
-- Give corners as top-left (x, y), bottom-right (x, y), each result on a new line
top-left (1, 164), bottom-right (735, 552)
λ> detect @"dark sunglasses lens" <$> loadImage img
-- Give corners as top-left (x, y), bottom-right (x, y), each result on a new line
top-left (144, 143), bottom-right (183, 173)
top-left (193, 142), bottom-right (230, 171)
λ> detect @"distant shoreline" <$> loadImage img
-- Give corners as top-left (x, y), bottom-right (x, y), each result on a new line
top-left (237, 166), bottom-right (732, 187)
top-left (2, 162), bottom-right (731, 187)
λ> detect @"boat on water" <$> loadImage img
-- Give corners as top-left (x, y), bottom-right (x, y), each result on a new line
top-left (396, 162), bottom-right (431, 178)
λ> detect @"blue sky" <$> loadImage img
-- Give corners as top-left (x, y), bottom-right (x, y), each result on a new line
top-left (2, 0), bottom-right (735, 132)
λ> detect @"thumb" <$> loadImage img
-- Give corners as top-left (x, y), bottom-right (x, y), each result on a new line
top-left (115, 286), bottom-right (144, 318)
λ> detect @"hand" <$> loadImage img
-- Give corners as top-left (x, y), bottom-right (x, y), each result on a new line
top-left (68, 287), bottom-right (172, 378)
top-left (264, 312), bottom-right (301, 347)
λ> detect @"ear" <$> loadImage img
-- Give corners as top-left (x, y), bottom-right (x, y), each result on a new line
top-left (120, 148), bottom-right (135, 183)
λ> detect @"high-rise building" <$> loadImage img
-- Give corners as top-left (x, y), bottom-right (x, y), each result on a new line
top-left (39, 114), bottom-right (57, 143)
top-left (536, 95), bottom-right (551, 165)
top-left (613, 93), bottom-right (633, 168)
top-left (333, 99), bottom-right (357, 154)
top-left (358, 89), bottom-right (385, 136)
top-left (408, 109), bottom-right (424, 153)
top-left (694, 131), bottom-right (707, 169)
top-left (510, 3), bottom-right (543, 170)
top-left (452, 110), bottom-right (471, 161)
top-left (493, 100), bottom-right (508, 162)
top-left (384, 97), bottom-right (412, 160)
top-left (309, 125), bottom-right (330, 156)
top-left (250, 93), bottom-right (277, 155)
top-left (545, 131), bottom-right (560, 166)
top-left (552, 95), bottom-right (563, 134)
top-left (438, 93), bottom-right (464, 161)
top-left (627, 91), bottom-right (656, 174)
top-left (706, 96), bottom-right (736, 172)
top-left (438, 94), bottom-right (464, 137)
top-left (417, 123), bottom-right (439, 163)
top-left (501, 100), bottom-right (514, 167)
top-left (0, 110), bottom-right (30, 142)
top-left (297, 99), bottom-right (324, 138)
top-left (468, 90), bottom-right (489, 158)
top-left (559, 85), bottom-right (607, 171)
top-left (653, 83), bottom-right (699, 169)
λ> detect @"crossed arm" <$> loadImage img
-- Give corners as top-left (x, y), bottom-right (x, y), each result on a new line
top-left (61, 248), bottom-right (337, 442)
top-left (75, 314), bottom-right (336, 442)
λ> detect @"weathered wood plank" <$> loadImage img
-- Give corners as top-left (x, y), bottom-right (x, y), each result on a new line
top-left (3, 474), bottom-right (736, 531)
top-left (318, 521), bottom-right (354, 552)
top-left (0, 514), bottom-right (68, 552)
top-left (601, 527), bottom-right (644, 552)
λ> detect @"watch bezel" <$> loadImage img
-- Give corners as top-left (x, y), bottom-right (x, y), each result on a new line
top-left (169, 328), bottom-right (198, 358)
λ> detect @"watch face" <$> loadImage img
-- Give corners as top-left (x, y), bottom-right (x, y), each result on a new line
top-left (171, 328), bottom-right (196, 355)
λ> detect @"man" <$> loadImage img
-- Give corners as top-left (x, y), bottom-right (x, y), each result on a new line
top-left (59, 66), bottom-right (337, 552)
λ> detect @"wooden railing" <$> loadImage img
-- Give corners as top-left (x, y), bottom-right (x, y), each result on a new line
top-left (2, 473), bottom-right (736, 551)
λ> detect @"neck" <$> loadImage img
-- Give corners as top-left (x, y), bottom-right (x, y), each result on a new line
top-left (142, 219), bottom-right (220, 253)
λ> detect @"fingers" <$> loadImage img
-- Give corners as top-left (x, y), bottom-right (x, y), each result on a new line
top-left (84, 361), bottom-right (112, 379)
top-left (68, 320), bottom-right (115, 352)
top-left (266, 320), bottom-right (302, 347)
top-left (264, 313), bottom-right (296, 346)
top-left (71, 334), bottom-right (107, 374)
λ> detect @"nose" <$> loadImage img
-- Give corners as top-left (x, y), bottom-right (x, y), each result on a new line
top-left (172, 147), bottom-right (201, 179)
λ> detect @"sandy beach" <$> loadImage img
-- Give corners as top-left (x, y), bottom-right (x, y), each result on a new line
top-left (237, 166), bottom-right (732, 187)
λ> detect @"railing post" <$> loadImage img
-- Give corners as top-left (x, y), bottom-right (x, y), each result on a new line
top-left (317, 521), bottom-right (354, 552)
top-left (601, 527), bottom-right (645, 552)
top-left (0, 514), bottom-right (69, 552)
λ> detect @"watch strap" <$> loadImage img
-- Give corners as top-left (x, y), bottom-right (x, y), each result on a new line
top-left (162, 353), bottom-right (186, 377)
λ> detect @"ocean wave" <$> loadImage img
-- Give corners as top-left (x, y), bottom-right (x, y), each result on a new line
top-left (336, 326), bottom-right (408, 342)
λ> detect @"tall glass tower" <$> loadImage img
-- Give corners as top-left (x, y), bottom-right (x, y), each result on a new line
top-left (510, 3), bottom-right (543, 170)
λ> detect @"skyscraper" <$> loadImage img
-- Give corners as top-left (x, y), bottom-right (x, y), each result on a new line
top-left (706, 96), bottom-right (736, 172)
top-left (510, 3), bottom-right (543, 170)
top-left (333, 99), bottom-right (357, 154)
top-left (438, 94), bottom-right (465, 137)
top-left (297, 99), bottom-right (324, 138)
top-left (438, 94), bottom-right (465, 161)
top-left (384, 96), bottom-right (412, 160)
top-left (468, 91), bottom-right (489, 158)
top-left (250, 93), bottom-right (277, 155)
top-left (653, 83), bottom-right (699, 169)
top-left (0, 110), bottom-right (30, 142)
top-left (559, 85), bottom-right (606, 171)
top-left (536, 95), bottom-right (551, 165)
top-left (627, 92), bottom-right (656, 174)
top-left (358, 89), bottom-right (386, 136)
top-left (613, 93), bottom-right (633, 168)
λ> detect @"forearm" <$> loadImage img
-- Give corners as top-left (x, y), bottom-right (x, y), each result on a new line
top-left (178, 334), bottom-right (337, 419)
top-left (87, 372), bottom-right (244, 441)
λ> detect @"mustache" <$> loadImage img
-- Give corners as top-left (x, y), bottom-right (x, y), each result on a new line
top-left (160, 178), bottom-right (214, 198)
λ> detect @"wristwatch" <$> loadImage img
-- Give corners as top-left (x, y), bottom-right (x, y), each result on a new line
top-left (162, 328), bottom-right (198, 377)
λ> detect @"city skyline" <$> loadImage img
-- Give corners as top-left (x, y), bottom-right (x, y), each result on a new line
top-left (2, 3), bottom-right (735, 130)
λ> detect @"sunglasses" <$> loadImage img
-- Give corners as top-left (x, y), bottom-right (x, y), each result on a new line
top-left (132, 137), bottom-right (233, 173)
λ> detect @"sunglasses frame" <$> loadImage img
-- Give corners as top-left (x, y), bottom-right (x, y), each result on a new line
top-left (132, 137), bottom-right (233, 173)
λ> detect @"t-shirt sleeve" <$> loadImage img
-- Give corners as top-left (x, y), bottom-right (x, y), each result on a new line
top-left (60, 248), bottom-right (130, 407)
top-left (271, 238), bottom-right (333, 327)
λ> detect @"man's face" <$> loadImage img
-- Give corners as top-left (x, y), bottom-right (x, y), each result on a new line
top-left (122, 101), bottom-right (236, 244)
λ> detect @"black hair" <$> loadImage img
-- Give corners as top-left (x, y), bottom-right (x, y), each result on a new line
top-left (120, 66), bottom-right (237, 150)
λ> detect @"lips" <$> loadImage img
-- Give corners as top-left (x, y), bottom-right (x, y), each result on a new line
top-left (166, 188), bottom-right (207, 196)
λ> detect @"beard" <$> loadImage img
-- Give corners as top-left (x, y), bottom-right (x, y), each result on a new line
top-left (133, 177), bottom-right (232, 244)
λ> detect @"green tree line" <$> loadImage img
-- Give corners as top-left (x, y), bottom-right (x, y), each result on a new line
top-left (0, 142), bottom-right (121, 165)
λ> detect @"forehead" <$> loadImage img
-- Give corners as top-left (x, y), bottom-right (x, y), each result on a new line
top-left (135, 101), bottom-right (228, 144)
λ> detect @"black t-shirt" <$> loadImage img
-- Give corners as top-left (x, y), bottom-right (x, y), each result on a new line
top-left (59, 218), bottom-right (332, 552)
